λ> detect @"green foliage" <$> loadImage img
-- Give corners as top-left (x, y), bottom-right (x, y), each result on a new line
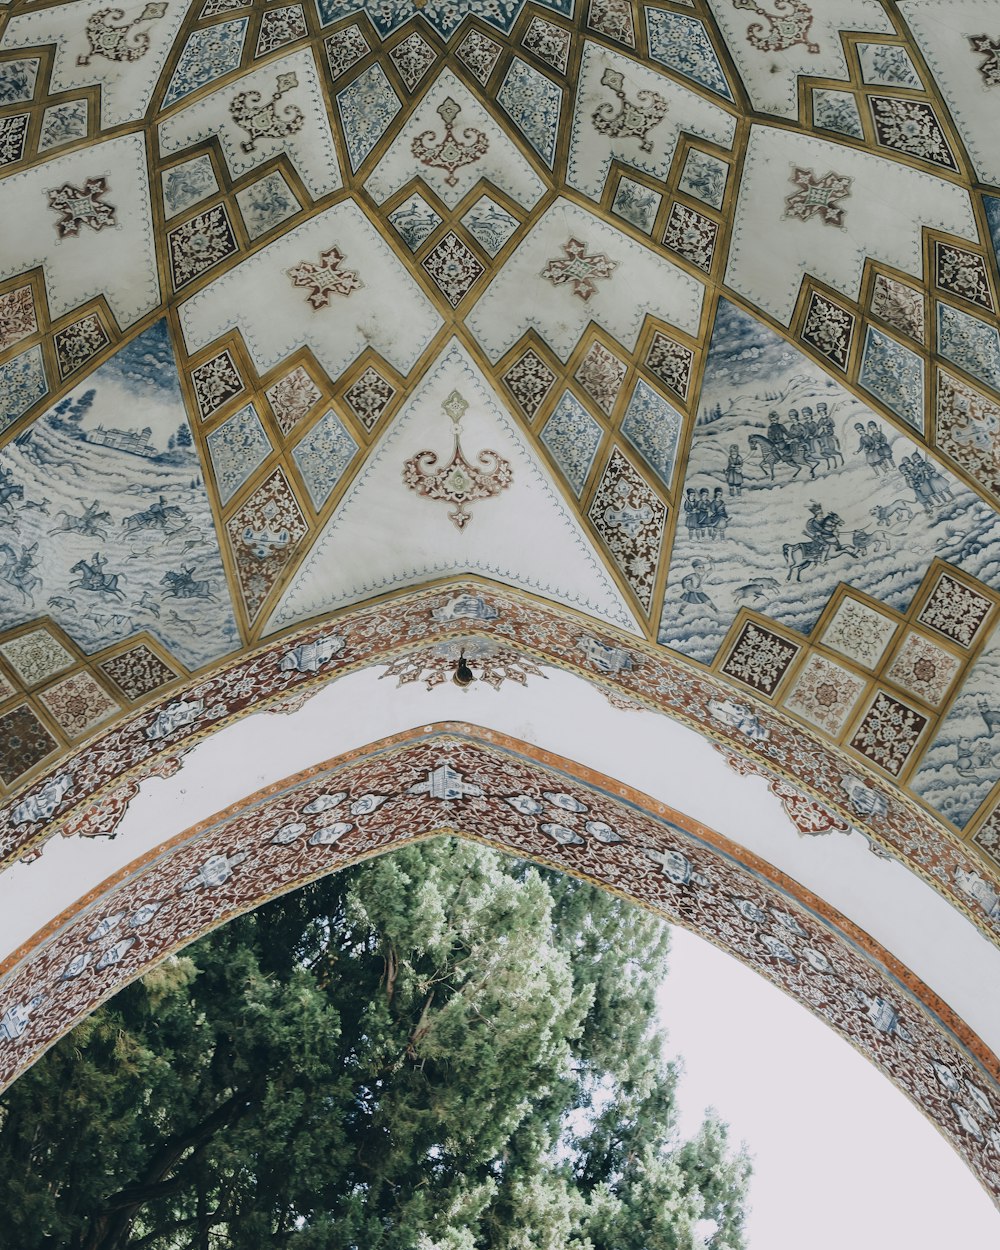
top-left (0, 839), bottom-right (750, 1250)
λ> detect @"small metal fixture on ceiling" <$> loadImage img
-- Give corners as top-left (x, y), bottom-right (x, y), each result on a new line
top-left (453, 650), bottom-right (476, 687)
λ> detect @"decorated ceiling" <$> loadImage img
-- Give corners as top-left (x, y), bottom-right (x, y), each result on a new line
top-left (3, 0), bottom-right (1000, 1197)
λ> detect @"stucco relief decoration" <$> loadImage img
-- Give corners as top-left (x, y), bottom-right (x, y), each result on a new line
top-left (229, 72), bottom-right (305, 154)
top-left (47, 178), bottom-right (117, 238)
top-left (732, 0), bottom-right (819, 54)
top-left (379, 638), bottom-right (548, 690)
top-left (402, 389), bottom-right (513, 530)
top-left (783, 166), bottom-right (851, 228)
top-left (287, 246), bottom-right (363, 309)
top-left (968, 35), bottom-right (1000, 88)
top-left (591, 67), bottom-right (668, 153)
top-left (721, 750), bottom-right (850, 837)
top-left (411, 97), bottom-right (489, 187)
top-left (541, 237), bottom-right (618, 301)
top-left (77, 3), bottom-right (168, 65)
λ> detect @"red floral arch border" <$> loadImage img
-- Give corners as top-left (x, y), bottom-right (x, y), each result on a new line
top-left (0, 724), bottom-right (998, 1205)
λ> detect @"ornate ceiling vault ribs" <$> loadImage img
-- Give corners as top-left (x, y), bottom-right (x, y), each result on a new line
top-left (0, 0), bottom-right (999, 1186)
top-left (0, 726), bottom-right (998, 1203)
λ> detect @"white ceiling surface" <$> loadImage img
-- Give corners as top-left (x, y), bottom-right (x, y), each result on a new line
top-left (2, 662), bottom-right (998, 1059)
top-left (267, 339), bottom-right (641, 632)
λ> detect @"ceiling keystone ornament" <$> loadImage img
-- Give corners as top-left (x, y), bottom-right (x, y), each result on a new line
top-left (287, 245), bottom-right (363, 309)
top-left (229, 72), bottom-right (305, 154)
top-left (77, 3), bottom-right (168, 66)
top-left (783, 165), bottom-right (852, 228)
top-left (541, 236), bottom-right (618, 302)
top-left (46, 177), bottom-right (117, 237)
top-left (591, 67), bottom-right (668, 153)
top-left (401, 389), bottom-right (513, 529)
top-left (410, 96), bottom-right (489, 187)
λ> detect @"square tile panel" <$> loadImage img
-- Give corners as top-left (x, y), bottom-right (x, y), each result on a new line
top-left (870, 273), bottom-right (925, 344)
top-left (0, 284), bottom-right (37, 353)
top-left (540, 391), bottom-right (603, 497)
top-left (0, 668), bottom-right (14, 702)
top-left (801, 291), bottom-right (855, 370)
top-left (266, 366), bottom-right (322, 436)
top-left (662, 202), bottom-right (717, 272)
top-left (99, 645), bottom-right (179, 701)
top-left (884, 629), bottom-right (961, 707)
top-left (388, 193), bottom-right (441, 251)
top-left (502, 348), bottom-right (555, 422)
top-left (0, 703), bottom-right (58, 785)
top-left (0, 629), bottom-right (74, 686)
top-left (343, 366), bottom-right (396, 431)
top-left (39, 671), bottom-right (119, 739)
top-left (848, 688), bottom-right (928, 777)
top-left (461, 197), bottom-right (519, 257)
top-left (783, 652), bottom-right (867, 737)
top-left (645, 330), bottom-right (692, 400)
top-left (611, 177), bottom-right (661, 234)
top-left (236, 171), bottom-right (300, 241)
top-left (421, 232), bottom-right (484, 307)
top-left (574, 341), bottom-right (626, 416)
top-left (522, 16), bottom-right (570, 73)
top-left (917, 570), bottom-right (993, 649)
top-left (678, 150), bottom-right (728, 210)
top-left (168, 204), bottom-right (238, 290)
top-left (935, 242), bottom-right (994, 313)
top-left (718, 619), bottom-right (800, 696)
top-left (191, 350), bottom-right (244, 421)
top-left (819, 597), bottom-right (898, 668)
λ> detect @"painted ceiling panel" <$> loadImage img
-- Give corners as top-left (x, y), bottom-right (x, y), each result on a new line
top-left (1, 0), bottom-right (1000, 1189)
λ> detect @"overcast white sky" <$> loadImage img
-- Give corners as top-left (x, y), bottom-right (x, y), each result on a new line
top-left (659, 927), bottom-right (999, 1249)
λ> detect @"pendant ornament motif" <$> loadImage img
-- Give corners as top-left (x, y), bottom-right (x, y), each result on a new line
top-left (402, 390), bottom-right (513, 529)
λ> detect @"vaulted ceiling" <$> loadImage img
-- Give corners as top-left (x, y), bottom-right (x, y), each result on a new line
top-left (2, 0), bottom-right (1000, 1206)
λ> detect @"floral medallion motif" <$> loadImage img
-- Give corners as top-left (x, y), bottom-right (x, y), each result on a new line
top-left (820, 597), bottom-right (897, 668)
top-left (541, 237), bottom-right (617, 301)
top-left (719, 619), bottom-right (801, 696)
top-left (229, 72), bottom-right (305, 154)
top-left (869, 97), bottom-right (958, 172)
top-left (800, 292), bottom-right (854, 370)
top-left (39, 671), bottom-right (119, 739)
top-left (343, 366), bottom-right (396, 431)
top-left (291, 409), bottom-right (358, 509)
top-left (502, 349), bottom-right (555, 421)
top-left (783, 652), bottom-right (866, 737)
top-left (732, 0), bottom-right (819, 54)
top-left (917, 571), bottom-right (993, 649)
top-left (411, 97), bottom-right (489, 187)
top-left (287, 246), bottom-right (363, 309)
top-left (402, 390), bottom-right (513, 530)
top-left (421, 232), bottom-right (484, 307)
top-left (591, 68), bottom-right (666, 152)
top-left (574, 341), bottom-right (627, 416)
top-left (167, 204), bottom-right (238, 289)
top-left (191, 351), bottom-right (243, 420)
top-left (47, 177), bottom-right (117, 238)
top-left (266, 366), bottom-right (322, 436)
top-left (540, 391), bottom-right (604, 495)
top-left (885, 631), bottom-right (961, 708)
top-left (0, 630), bottom-right (74, 687)
top-left (849, 689), bottom-right (928, 777)
top-left (207, 402), bottom-right (273, 505)
top-left (77, 3), bottom-right (167, 64)
top-left (784, 166), bottom-right (851, 227)
top-left (587, 447), bottom-right (665, 612)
